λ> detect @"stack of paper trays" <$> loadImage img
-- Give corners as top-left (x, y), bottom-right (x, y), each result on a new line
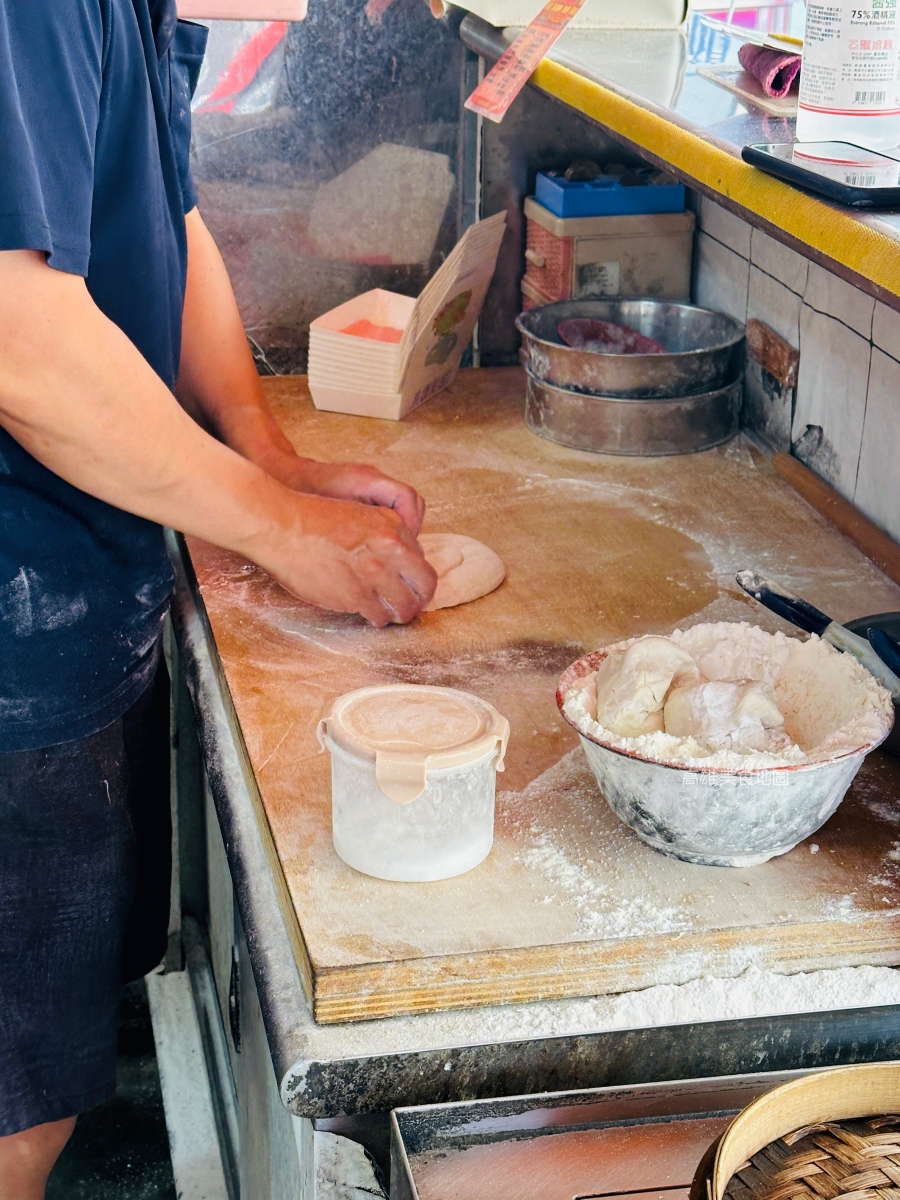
top-left (308, 212), bottom-right (506, 421)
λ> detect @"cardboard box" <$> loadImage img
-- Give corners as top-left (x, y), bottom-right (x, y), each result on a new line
top-left (522, 197), bottom-right (694, 305)
top-left (308, 213), bottom-right (507, 421)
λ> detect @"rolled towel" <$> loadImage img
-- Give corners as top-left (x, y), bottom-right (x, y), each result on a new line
top-left (738, 43), bottom-right (801, 99)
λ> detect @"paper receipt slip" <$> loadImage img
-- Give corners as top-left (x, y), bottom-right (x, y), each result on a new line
top-left (465, 0), bottom-right (590, 123)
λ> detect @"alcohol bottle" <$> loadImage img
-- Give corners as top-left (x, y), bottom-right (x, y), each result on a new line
top-left (797, 0), bottom-right (900, 150)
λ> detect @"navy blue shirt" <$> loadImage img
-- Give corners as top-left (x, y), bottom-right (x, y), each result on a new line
top-left (0, 0), bottom-right (207, 750)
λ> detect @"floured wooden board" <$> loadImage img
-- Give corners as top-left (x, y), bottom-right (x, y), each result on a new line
top-left (188, 368), bottom-right (900, 1024)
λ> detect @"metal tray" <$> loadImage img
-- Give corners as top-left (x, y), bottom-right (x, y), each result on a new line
top-left (516, 299), bottom-right (745, 399)
top-left (390, 1069), bottom-right (828, 1200)
top-left (525, 369), bottom-right (741, 456)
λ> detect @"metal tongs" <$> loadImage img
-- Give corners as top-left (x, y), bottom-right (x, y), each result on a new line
top-left (736, 570), bottom-right (900, 698)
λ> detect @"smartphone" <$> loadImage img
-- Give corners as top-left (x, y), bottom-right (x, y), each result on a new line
top-left (742, 141), bottom-right (900, 207)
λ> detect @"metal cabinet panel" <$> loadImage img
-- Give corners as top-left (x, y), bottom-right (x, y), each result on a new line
top-left (206, 780), bottom-right (238, 1061)
top-left (204, 774), bottom-right (310, 1197)
top-left (232, 915), bottom-right (309, 1199)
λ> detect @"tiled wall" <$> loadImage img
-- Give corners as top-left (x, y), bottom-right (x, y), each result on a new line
top-left (693, 196), bottom-right (900, 546)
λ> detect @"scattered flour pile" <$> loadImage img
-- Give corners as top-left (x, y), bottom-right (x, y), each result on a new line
top-left (563, 622), bottom-right (892, 771)
top-left (460, 963), bottom-right (900, 1041)
top-left (299, 965), bottom-right (900, 1062)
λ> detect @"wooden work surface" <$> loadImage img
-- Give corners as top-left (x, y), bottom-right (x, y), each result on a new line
top-left (189, 368), bottom-right (900, 1025)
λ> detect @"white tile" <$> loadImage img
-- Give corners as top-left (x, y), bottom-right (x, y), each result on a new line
top-left (749, 228), bottom-right (809, 296)
top-left (872, 300), bottom-right (900, 362)
top-left (694, 231), bottom-right (749, 323)
top-left (804, 263), bottom-right (875, 338)
top-left (743, 359), bottom-right (794, 453)
top-left (747, 265), bottom-right (801, 347)
top-left (698, 196), bottom-right (752, 259)
top-left (854, 348), bottom-right (900, 543)
top-left (793, 304), bottom-right (871, 501)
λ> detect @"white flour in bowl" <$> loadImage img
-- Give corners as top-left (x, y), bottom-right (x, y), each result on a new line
top-left (562, 622), bottom-right (893, 771)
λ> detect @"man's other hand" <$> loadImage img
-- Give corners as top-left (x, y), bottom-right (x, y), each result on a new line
top-left (271, 458), bottom-right (426, 537)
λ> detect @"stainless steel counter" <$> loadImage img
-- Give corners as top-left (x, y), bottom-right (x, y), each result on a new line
top-left (458, 10), bottom-right (900, 305)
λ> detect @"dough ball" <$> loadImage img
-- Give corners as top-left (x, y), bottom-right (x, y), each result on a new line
top-left (424, 537), bottom-right (464, 579)
top-left (419, 533), bottom-right (506, 611)
top-left (664, 678), bottom-right (785, 751)
top-left (595, 636), bottom-right (701, 737)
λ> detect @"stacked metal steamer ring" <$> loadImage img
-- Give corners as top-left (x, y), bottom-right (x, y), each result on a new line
top-left (516, 298), bottom-right (746, 456)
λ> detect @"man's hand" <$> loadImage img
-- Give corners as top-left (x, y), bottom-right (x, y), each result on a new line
top-left (258, 493), bottom-right (435, 626)
top-left (261, 456), bottom-right (426, 537)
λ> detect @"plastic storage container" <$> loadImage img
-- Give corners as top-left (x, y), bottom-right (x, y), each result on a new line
top-left (318, 684), bottom-right (510, 882)
top-left (535, 171), bottom-right (686, 219)
top-left (797, 0), bottom-right (900, 151)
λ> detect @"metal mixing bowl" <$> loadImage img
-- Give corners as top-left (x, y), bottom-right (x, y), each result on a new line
top-left (517, 299), bottom-right (745, 398)
top-left (557, 648), bottom-right (894, 868)
top-left (526, 370), bottom-right (740, 456)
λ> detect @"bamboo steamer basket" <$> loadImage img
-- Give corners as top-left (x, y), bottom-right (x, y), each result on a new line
top-left (690, 1064), bottom-right (900, 1200)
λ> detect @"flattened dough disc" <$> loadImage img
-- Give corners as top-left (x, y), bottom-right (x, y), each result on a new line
top-left (419, 533), bottom-right (506, 611)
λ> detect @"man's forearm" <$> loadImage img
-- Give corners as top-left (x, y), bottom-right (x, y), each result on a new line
top-left (177, 209), bottom-right (307, 477)
top-left (0, 247), bottom-right (435, 624)
top-left (0, 250), bottom-right (294, 558)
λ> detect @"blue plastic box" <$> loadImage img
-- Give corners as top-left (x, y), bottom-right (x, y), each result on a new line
top-left (535, 170), bottom-right (686, 218)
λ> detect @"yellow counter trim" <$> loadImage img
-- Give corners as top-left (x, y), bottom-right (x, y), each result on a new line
top-left (531, 56), bottom-right (900, 300)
